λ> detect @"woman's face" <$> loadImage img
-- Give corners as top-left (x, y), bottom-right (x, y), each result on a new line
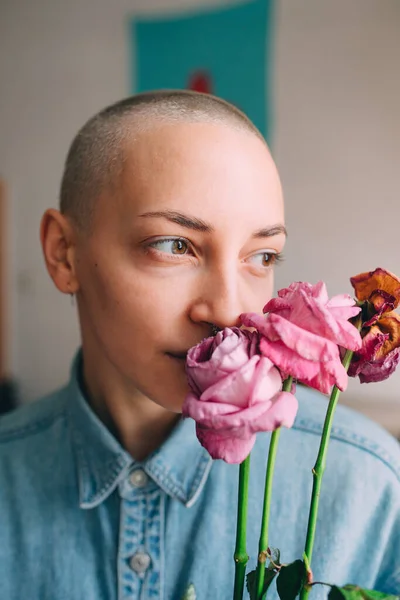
top-left (74, 121), bottom-right (286, 412)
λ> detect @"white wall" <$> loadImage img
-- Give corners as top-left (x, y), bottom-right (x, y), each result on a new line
top-left (1, 0), bottom-right (399, 415)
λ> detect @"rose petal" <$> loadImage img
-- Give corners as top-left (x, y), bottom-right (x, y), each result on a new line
top-left (368, 290), bottom-right (397, 318)
top-left (327, 294), bottom-right (360, 309)
top-left (260, 337), bottom-right (348, 393)
top-left (262, 286), bottom-right (361, 351)
top-left (210, 328), bottom-right (255, 371)
top-left (248, 356), bottom-right (283, 405)
top-left (186, 328), bottom-right (258, 393)
top-left (195, 426), bottom-right (256, 464)
top-left (358, 347), bottom-right (400, 383)
top-left (377, 312), bottom-right (400, 357)
top-left (350, 268), bottom-right (400, 309)
top-left (261, 314), bottom-right (345, 362)
top-left (187, 390), bottom-right (295, 434)
top-left (291, 291), bottom-right (361, 350)
top-left (348, 310), bottom-right (400, 383)
top-left (188, 390), bottom-right (298, 463)
top-left (242, 280), bottom-right (361, 393)
top-left (199, 356), bottom-right (260, 407)
top-left (255, 391), bottom-right (298, 430)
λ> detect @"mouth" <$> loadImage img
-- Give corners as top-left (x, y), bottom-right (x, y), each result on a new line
top-left (166, 351), bottom-right (188, 361)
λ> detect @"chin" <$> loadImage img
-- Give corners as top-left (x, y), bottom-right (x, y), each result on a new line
top-left (143, 369), bottom-right (189, 414)
top-left (167, 384), bottom-right (188, 413)
top-left (155, 396), bottom-right (185, 414)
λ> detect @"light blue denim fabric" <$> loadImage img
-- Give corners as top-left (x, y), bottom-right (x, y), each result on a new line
top-left (0, 352), bottom-right (399, 600)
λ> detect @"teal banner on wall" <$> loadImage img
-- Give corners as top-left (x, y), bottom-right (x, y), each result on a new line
top-left (130, 0), bottom-right (274, 140)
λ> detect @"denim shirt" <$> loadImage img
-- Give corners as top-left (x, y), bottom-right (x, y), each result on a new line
top-left (0, 353), bottom-right (399, 600)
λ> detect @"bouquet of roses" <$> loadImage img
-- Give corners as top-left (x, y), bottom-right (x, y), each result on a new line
top-left (182, 268), bottom-right (400, 600)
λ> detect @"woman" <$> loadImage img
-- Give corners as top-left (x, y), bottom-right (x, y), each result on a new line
top-left (0, 90), bottom-right (399, 599)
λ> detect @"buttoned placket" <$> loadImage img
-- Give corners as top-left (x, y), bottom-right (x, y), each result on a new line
top-left (118, 468), bottom-right (164, 600)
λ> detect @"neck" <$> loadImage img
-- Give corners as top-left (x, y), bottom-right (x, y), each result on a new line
top-left (79, 354), bottom-right (180, 462)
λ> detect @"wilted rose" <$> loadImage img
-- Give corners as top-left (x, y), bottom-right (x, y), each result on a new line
top-left (348, 311), bottom-right (400, 383)
top-left (348, 268), bottom-right (400, 383)
top-left (350, 268), bottom-right (400, 326)
top-left (182, 327), bottom-right (298, 464)
top-left (240, 282), bottom-right (362, 394)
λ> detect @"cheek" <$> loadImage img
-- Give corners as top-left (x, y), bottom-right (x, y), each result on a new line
top-left (268, 271), bottom-right (275, 301)
top-left (79, 267), bottom-right (123, 317)
top-left (244, 271), bottom-right (275, 315)
top-left (79, 261), bottom-right (186, 340)
top-left (264, 274), bottom-right (275, 308)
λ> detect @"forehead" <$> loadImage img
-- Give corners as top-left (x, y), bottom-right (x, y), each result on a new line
top-left (108, 121), bottom-right (284, 231)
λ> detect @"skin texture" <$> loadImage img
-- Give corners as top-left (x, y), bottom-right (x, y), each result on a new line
top-left (41, 121), bottom-right (285, 459)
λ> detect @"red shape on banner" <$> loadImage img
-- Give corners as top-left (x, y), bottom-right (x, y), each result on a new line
top-left (188, 71), bottom-right (213, 94)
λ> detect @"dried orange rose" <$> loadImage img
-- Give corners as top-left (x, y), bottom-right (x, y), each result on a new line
top-left (348, 269), bottom-right (400, 383)
top-left (348, 311), bottom-right (400, 383)
top-left (350, 268), bottom-right (400, 326)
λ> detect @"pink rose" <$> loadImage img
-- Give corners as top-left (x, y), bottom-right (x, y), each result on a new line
top-left (182, 328), bottom-right (298, 464)
top-left (240, 282), bottom-right (362, 394)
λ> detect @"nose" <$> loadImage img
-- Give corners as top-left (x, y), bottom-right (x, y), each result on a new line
top-left (188, 266), bottom-right (245, 331)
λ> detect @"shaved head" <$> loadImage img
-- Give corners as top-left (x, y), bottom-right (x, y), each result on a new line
top-left (59, 90), bottom-right (265, 231)
top-left (43, 89), bottom-right (284, 420)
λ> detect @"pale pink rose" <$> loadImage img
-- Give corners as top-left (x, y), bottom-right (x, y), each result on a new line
top-left (182, 328), bottom-right (298, 464)
top-left (240, 282), bottom-right (362, 394)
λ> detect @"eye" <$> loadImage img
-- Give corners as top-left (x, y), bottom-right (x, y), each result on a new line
top-left (148, 237), bottom-right (191, 255)
top-left (248, 251), bottom-right (282, 268)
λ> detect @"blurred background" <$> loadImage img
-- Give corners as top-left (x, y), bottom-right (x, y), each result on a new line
top-left (0, 0), bottom-right (399, 435)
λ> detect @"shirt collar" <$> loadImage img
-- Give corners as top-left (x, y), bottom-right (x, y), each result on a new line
top-left (66, 351), bottom-right (212, 509)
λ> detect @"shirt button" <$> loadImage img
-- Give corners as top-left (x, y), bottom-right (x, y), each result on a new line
top-left (129, 469), bottom-right (148, 488)
top-left (129, 551), bottom-right (151, 574)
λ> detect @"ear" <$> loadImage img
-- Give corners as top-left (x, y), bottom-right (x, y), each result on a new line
top-left (40, 209), bottom-right (79, 295)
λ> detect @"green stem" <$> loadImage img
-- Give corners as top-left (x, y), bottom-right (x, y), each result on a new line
top-left (255, 376), bottom-right (293, 600)
top-left (300, 346), bottom-right (357, 600)
top-left (233, 454), bottom-right (251, 600)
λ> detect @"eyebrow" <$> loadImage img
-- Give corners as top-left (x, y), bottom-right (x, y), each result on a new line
top-left (138, 210), bottom-right (287, 238)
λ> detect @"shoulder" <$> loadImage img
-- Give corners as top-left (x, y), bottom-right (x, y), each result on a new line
top-left (0, 386), bottom-right (68, 449)
top-left (245, 385), bottom-right (400, 492)
top-left (290, 384), bottom-right (400, 482)
top-left (0, 387), bottom-right (74, 507)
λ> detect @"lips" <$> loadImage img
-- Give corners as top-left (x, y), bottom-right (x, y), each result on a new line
top-left (166, 351), bottom-right (188, 360)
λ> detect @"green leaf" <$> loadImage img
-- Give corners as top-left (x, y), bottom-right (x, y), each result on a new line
top-left (328, 586), bottom-right (357, 600)
top-left (276, 560), bottom-right (305, 600)
top-left (181, 583), bottom-right (197, 600)
top-left (247, 567), bottom-right (277, 600)
top-left (328, 585), bottom-right (400, 600)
